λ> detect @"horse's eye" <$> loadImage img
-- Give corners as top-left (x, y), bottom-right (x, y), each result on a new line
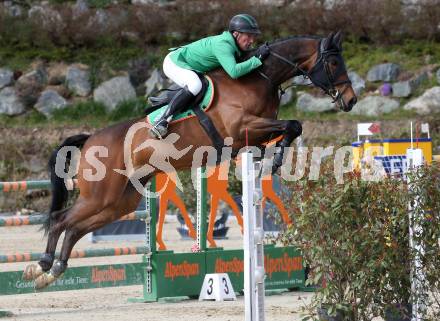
top-left (330, 60), bottom-right (338, 66)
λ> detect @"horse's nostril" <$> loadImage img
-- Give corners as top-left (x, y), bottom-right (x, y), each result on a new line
top-left (348, 97), bottom-right (357, 109)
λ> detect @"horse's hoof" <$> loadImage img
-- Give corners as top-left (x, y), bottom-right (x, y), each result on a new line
top-left (34, 272), bottom-right (57, 290)
top-left (22, 264), bottom-right (44, 281)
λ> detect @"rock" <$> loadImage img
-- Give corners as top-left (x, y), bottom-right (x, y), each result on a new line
top-left (392, 81), bottom-right (411, 98)
top-left (128, 58), bottom-right (150, 88)
top-left (46, 85), bottom-right (70, 98)
top-left (28, 5), bottom-right (64, 28)
top-left (292, 75), bottom-right (312, 86)
top-left (145, 68), bottom-right (171, 97)
top-left (47, 63), bottom-right (69, 85)
top-left (0, 87), bottom-right (26, 116)
top-left (15, 69), bottom-right (48, 107)
top-left (296, 92), bottom-right (334, 113)
top-left (34, 90), bottom-right (68, 117)
top-left (93, 76), bottom-right (136, 112)
top-left (72, 0), bottom-right (89, 17)
top-left (66, 66), bottom-right (91, 97)
top-left (351, 96), bottom-right (399, 116)
top-left (280, 88), bottom-right (295, 106)
top-left (367, 63), bottom-right (400, 82)
top-left (2, 1), bottom-right (23, 17)
top-left (392, 72), bottom-right (428, 98)
top-left (0, 68), bottom-right (14, 89)
top-left (437, 69), bottom-right (440, 85)
top-left (348, 71), bottom-right (365, 96)
top-left (403, 87), bottom-right (440, 115)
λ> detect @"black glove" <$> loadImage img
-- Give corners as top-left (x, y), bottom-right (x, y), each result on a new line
top-left (254, 44), bottom-right (270, 61)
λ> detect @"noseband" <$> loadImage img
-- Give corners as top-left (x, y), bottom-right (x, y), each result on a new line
top-left (258, 39), bottom-right (351, 103)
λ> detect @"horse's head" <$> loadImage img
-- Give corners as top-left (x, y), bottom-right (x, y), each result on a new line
top-left (306, 31), bottom-right (357, 112)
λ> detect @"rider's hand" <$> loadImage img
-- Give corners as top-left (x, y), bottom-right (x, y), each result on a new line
top-left (254, 44), bottom-right (270, 61)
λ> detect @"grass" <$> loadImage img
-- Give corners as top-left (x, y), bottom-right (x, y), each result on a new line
top-left (278, 96), bottom-right (422, 122)
top-left (343, 39), bottom-right (440, 76)
top-left (0, 97), bottom-right (147, 128)
top-left (0, 43), bottom-right (148, 72)
top-left (0, 37), bottom-right (439, 128)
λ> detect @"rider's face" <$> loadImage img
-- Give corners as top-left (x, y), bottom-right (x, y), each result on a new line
top-left (234, 32), bottom-right (257, 51)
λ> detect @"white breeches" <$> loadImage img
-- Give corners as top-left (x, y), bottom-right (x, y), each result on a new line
top-left (163, 53), bottom-right (203, 96)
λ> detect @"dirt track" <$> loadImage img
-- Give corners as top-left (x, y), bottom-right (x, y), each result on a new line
top-left (1, 218), bottom-right (314, 321)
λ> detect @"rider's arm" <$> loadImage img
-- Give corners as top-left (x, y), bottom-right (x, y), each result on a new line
top-left (214, 41), bottom-right (262, 79)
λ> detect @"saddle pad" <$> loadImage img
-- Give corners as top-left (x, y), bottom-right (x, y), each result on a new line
top-left (147, 76), bottom-right (214, 125)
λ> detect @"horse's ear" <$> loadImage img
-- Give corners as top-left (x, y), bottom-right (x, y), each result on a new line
top-left (322, 32), bottom-right (334, 51)
top-left (333, 30), bottom-right (343, 51)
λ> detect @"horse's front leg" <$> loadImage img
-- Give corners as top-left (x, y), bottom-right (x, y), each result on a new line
top-left (241, 116), bottom-right (302, 173)
top-left (271, 120), bottom-right (302, 174)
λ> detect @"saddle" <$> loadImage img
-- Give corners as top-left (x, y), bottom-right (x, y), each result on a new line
top-left (145, 74), bottom-right (224, 157)
top-left (146, 74), bottom-right (209, 112)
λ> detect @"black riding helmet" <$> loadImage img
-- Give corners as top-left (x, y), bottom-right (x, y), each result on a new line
top-left (228, 14), bottom-right (261, 34)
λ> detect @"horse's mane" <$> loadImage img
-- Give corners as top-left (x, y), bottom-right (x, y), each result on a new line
top-left (241, 35), bottom-right (321, 60)
top-left (268, 35), bottom-right (322, 46)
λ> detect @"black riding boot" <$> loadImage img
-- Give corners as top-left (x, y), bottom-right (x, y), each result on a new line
top-left (150, 86), bottom-right (195, 138)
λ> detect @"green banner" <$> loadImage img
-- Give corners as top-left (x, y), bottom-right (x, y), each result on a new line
top-left (0, 263), bottom-right (144, 295)
top-left (206, 246), bottom-right (305, 292)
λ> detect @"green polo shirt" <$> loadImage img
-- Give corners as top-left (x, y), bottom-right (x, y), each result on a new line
top-left (169, 31), bottom-right (262, 79)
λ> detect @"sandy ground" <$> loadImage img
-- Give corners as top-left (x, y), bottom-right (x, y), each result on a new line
top-left (0, 216), bottom-right (314, 321)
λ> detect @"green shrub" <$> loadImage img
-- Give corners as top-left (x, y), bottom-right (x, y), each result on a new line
top-left (283, 161), bottom-right (440, 320)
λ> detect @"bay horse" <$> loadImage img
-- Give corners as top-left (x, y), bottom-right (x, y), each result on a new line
top-left (23, 31), bottom-right (357, 289)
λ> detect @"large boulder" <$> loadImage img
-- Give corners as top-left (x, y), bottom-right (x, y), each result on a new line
top-left (34, 90), bottom-right (68, 117)
top-left (348, 71), bottom-right (365, 96)
top-left (15, 69), bottom-right (48, 107)
top-left (403, 87), bottom-right (440, 115)
top-left (93, 76), bottom-right (136, 112)
top-left (66, 65), bottom-right (91, 97)
top-left (351, 96), bottom-right (399, 116)
top-left (392, 72), bottom-right (428, 98)
top-left (47, 63), bottom-right (69, 86)
top-left (296, 92), bottom-right (334, 113)
top-left (280, 88), bottom-right (295, 106)
top-left (2, 1), bottom-right (23, 17)
top-left (0, 87), bottom-right (26, 116)
top-left (292, 75), bottom-right (312, 86)
top-left (145, 68), bottom-right (171, 97)
top-left (367, 63), bottom-right (400, 82)
top-left (0, 68), bottom-right (14, 89)
top-left (72, 0), bottom-right (89, 17)
top-left (128, 58), bottom-right (150, 96)
top-left (128, 58), bottom-right (150, 88)
top-left (28, 4), bottom-right (64, 29)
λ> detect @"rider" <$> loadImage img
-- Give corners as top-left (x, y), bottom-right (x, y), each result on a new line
top-left (150, 13), bottom-right (270, 138)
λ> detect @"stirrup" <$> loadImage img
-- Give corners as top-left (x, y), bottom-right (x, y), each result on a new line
top-left (149, 121), bottom-right (168, 139)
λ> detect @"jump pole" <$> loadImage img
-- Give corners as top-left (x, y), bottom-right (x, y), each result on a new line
top-left (406, 148), bottom-right (426, 321)
top-left (242, 151), bottom-right (265, 321)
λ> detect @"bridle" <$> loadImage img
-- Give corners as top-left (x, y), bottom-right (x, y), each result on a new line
top-left (258, 39), bottom-right (352, 103)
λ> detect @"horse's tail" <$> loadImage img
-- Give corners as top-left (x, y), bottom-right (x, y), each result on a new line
top-left (43, 134), bottom-right (90, 234)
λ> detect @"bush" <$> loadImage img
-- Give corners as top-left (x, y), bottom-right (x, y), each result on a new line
top-left (283, 161), bottom-right (440, 321)
top-left (2, 0), bottom-right (440, 55)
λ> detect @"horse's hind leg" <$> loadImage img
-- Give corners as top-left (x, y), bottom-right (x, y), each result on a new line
top-left (34, 180), bottom-right (146, 289)
top-left (22, 208), bottom-right (69, 281)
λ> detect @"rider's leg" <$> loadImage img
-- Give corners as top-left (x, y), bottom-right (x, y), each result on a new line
top-left (150, 53), bottom-right (202, 138)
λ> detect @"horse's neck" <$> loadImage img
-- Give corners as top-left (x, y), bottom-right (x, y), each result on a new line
top-left (262, 38), bottom-right (319, 86)
top-left (210, 71), bottom-right (278, 118)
